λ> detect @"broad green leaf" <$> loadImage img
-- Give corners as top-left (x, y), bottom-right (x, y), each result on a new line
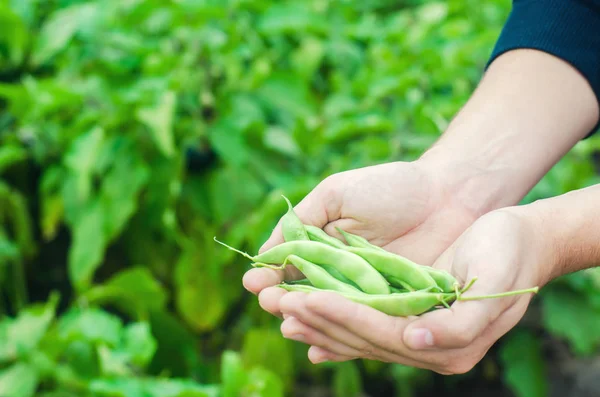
top-left (244, 368), bottom-right (284, 397)
top-left (0, 145), bottom-right (27, 174)
top-left (207, 117), bottom-right (250, 167)
top-left (32, 3), bottom-right (98, 65)
top-left (0, 293), bottom-right (58, 362)
top-left (0, 362), bottom-right (38, 397)
top-left (324, 113), bottom-right (393, 142)
top-left (40, 167), bottom-right (65, 241)
top-left (221, 351), bottom-right (247, 397)
top-left (62, 127), bottom-right (105, 225)
top-left (89, 377), bottom-right (218, 397)
top-left (58, 307), bottom-right (122, 347)
top-left (62, 340), bottom-right (99, 379)
top-left (0, 4), bottom-right (28, 64)
top-left (542, 286), bottom-right (600, 355)
top-left (68, 199), bottom-right (105, 290)
top-left (263, 126), bottom-right (302, 158)
top-left (258, 4), bottom-right (327, 34)
top-left (136, 91), bottom-right (177, 157)
top-left (147, 310), bottom-right (201, 378)
top-left (241, 328), bottom-right (294, 386)
top-left (333, 362), bottom-right (363, 397)
top-left (123, 322), bottom-right (157, 368)
top-left (500, 329), bottom-right (547, 397)
top-left (256, 74), bottom-right (318, 123)
top-left (100, 153), bottom-right (150, 241)
top-left (103, 267), bottom-right (168, 311)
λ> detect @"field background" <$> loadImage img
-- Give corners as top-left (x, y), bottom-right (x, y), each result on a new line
top-left (1, 0), bottom-right (600, 396)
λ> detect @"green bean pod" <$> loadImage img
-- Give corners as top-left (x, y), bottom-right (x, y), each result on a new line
top-left (305, 225), bottom-right (347, 249)
top-left (281, 195), bottom-right (309, 242)
top-left (279, 283), bottom-right (540, 317)
top-left (215, 238), bottom-right (391, 295)
top-left (279, 284), bottom-right (454, 316)
top-left (253, 255), bottom-right (360, 294)
top-left (336, 227), bottom-right (385, 251)
top-left (422, 267), bottom-right (459, 293)
top-left (344, 247), bottom-right (437, 291)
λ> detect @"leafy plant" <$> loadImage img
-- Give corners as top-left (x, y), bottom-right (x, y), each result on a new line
top-left (1, 0), bottom-right (599, 396)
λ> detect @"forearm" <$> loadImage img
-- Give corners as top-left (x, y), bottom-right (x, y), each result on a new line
top-left (419, 49), bottom-right (599, 216)
top-left (515, 184), bottom-right (600, 284)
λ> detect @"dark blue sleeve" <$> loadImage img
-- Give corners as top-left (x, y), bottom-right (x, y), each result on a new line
top-left (487, 0), bottom-right (600, 136)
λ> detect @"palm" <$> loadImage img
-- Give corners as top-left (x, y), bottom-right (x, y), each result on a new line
top-left (321, 161), bottom-right (477, 266)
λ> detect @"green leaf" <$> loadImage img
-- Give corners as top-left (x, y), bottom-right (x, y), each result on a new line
top-left (500, 329), bottom-right (547, 397)
top-left (31, 3), bottom-right (99, 65)
top-left (100, 151), bottom-right (150, 241)
top-left (68, 199), bottom-right (105, 290)
top-left (324, 113), bottom-right (394, 142)
top-left (136, 91), bottom-right (177, 157)
top-left (0, 293), bottom-right (58, 362)
top-left (207, 117), bottom-right (250, 167)
top-left (62, 127), bottom-right (105, 225)
top-left (103, 267), bottom-right (168, 312)
top-left (0, 4), bottom-right (28, 64)
top-left (333, 362), bottom-right (363, 397)
top-left (542, 286), bottom-right (600, 355)
top-left (263, 126), bottom-right (302, 158)
top-left (58, 307), bottom-right (122, 347)
top-left (0, 145), bottom-right (27, 174)
top-left (89, 377), bottom-right (218, 397)
top-left (258, 4), bottom-right (327, 34)
top-left (244, 368), bottom-right (284, 397)
top-left (0, 362), bottom-right (38, 397)
top-left (122, 322), bottom-right (157, 368)
top-left (40, 167), bottom-right (65, 241)
top-left (241, 328), bottom-right (294, 386)
top-left (221, 351), bottom-right (247, 397)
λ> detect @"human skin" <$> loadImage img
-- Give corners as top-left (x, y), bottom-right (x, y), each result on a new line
top-left (242, 49), bottom-right (599, 373)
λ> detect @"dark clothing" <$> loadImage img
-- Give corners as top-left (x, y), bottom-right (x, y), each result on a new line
top-left (488, 0), bottom-right (600, 135)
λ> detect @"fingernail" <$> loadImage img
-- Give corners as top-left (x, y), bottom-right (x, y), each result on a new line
top-left (407, 328), bottom-right (434, 349)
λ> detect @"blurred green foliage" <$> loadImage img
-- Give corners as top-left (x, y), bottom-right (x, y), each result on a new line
top-left (1, 0), bottom-right (600, 396)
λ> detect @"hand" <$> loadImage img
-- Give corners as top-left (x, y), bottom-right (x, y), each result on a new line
top-left (243, 159), bottom-right (487, 317)
top-left (275, 209), bottom-right (549, 374)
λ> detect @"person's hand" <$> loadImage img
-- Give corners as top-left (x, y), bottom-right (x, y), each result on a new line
top-left (275, 208), bottom-right (550, 374)
top-left (243, 159), bottom-right (488, 317)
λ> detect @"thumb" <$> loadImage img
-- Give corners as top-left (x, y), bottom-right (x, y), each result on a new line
top-left (402, 284), bottom-right (506, 350)
top-left (259, 177), bottom-right (343, 253)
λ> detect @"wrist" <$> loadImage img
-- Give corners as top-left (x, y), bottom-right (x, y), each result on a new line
top-left (416, 139), bottom-right (530, 219)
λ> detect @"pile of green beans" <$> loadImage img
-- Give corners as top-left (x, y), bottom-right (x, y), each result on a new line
top-left (215, 196), bottom-right (539, 317)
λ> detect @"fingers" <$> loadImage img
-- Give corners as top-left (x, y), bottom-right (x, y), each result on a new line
top-left (260, 176), bottom-right (343, 253)
top-left (301, 291), bottom-right (413, 356)
top-left (281, 316), bottom-right (363, 358)
top-left (243, 268), bottom-right (285, 294)
top-left (307, 346), bottom-right (355, 364)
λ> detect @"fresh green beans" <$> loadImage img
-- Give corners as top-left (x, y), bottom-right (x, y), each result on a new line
top-left (281, 195), bottom-right (309, 242)
top-left (216, 196), bottom-right (539, 318)
top-left (279, 282), bottom-right (539, 317)
top-left (344, 247), bottom-right (438, 292)
top-left (422, 267), bottom-right (459, 293)
top-left (336, 227), bottom-right (385, 251)
top-left (253, 255), bottom-right (360, 294)
top-left (215, 239), bottom-right (391, 295)
top-left (305, 225), bottom-right (348, 249)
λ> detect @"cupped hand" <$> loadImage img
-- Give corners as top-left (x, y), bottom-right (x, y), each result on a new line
top-left (243, 160), bottom-right (483, 317)
top-left (275, 209), bottom-right (550, 374)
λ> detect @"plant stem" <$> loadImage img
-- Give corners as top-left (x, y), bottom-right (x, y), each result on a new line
top-left (458, 286), bottom-right (539, 301)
